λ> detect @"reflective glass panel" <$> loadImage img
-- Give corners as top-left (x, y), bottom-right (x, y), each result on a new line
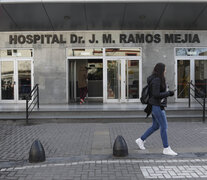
top-left (87, 59), bottom-right (103, 97)
top-left (125, 60), bottom-right (139, 99)
top-left (1, 61), bottom-right (14, 100)
top-left (107, 60), bottom-right (121, 99)
top-left (69, 60), bottom-right (76, 102)
top-left (106, 48), bottom-right (141, 56)
top-left (18, 61), bottom-right (31, 100)
top-left (177, 60), bottom-right (190, 98)
top-left (68, 49), bottom-right (103, 56)
top-left (195, 60), bottom-right (207, 98)
top-left (176, 48), bottom-right (207, 56)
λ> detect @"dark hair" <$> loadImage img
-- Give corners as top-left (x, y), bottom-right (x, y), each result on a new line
top-left (152, 63), bottom-right (166, 90)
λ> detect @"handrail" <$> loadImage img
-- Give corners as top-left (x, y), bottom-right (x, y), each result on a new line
top-left (178, 80), bottom-right (206, 122)
top-left (26, 84), bottom-right (39, 124)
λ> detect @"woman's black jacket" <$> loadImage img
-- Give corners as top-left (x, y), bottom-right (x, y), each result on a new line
top-left (147, 74), bottom-right (170, 107)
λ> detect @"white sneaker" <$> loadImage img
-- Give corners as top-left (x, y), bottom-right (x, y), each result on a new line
top-left (163, 146), bottom-right (178, 156)
top-left (135, 138), bottom-right (145, 150)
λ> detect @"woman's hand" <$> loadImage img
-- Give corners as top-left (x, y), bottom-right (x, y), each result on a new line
top-left (168, 91), bottom-right (174, 96)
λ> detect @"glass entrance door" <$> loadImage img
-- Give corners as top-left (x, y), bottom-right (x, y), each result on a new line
top-left (0, 59), bottom-right (32, 102)
top-left (69, 59), bottom-right (77, 103)
top-left (195, 60), bottom-right (207, 98)
top-left (175, 48), bottom-right (207, 101)
top-left (176, 59), bottom-right (207, 100)
top-left (68, 59), bottom-right (103, 103)
top-left (17, 60), bottom-right (32, 100)
top-left (125, 60), bottom-right (139, 100)
top-left (1, 61), bottom-right (15, 100)
top-left (177, 60), bottom-right (190, 99)
top-left (107, 60), bottom-right (121, 101)
top-left (106, 59), bottom-right (139, 102)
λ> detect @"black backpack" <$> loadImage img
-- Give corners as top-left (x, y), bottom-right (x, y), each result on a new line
top-left (140, 84), bottom-right (150, 104)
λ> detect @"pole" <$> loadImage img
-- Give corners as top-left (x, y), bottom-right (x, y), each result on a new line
top-left (37, 84), bottom-right (39, 109)
top-left (188, 82), bottom-right (191, 108)
top-left (26, 99), bottom-right (29, 124)
top-left (203, 97), bottom-right (205, 123)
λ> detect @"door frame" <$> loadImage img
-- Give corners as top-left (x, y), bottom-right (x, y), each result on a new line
top-left (175, 56), bottom-right (207, 102)
top-left (67, 57), bottom-right (103, 103)
top-left (0, 57), bottom-right (34, 103)
top-left (103, 57), bottom-right (142, 103)
top-left (104, 58), bottom-right (122, 103)
top-left (66, 47), bottom-right (142, 104)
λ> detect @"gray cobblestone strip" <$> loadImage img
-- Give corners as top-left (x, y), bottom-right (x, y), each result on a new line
top-left (1, 158), bottom-right (207, 172)
top-left (1, 159), bottom-right (207, 179)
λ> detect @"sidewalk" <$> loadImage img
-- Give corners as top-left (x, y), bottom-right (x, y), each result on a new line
top-left (0, 122), bottom-right (207, 179)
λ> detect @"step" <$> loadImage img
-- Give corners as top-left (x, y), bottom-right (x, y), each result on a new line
top-left (0, 108), bottom-right (206, 122)
top-left (0, 114), bottom-right (205, 123)
top-left (1, 108), bottom-right (206, 116)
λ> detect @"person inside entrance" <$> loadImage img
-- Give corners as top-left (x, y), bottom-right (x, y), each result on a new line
top-left (78, 65), bottom-right (88, 104)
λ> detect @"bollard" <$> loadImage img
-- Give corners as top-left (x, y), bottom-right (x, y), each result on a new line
top-left (29, 139), bottom-right (46, 163)
top-left (113, 135), bottom-right (128, 157)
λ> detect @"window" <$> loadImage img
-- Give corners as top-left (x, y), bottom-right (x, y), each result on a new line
top-left (68, 49), bottom-right (103, 57)
top-left (0, 49), bottom-right (33, 57)
top-left (176, 48), bottom-right (207, 56)
top-left (105, 48), bottom-right (141, 56)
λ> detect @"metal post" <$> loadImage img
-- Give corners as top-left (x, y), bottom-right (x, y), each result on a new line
top-left (203, 97), bottom-right (206, 123)
top-left (26, 99), bottom-right (29, 124)
top-left (37, 84), bottom-right (39, 109)
top-left (188, 82), bottom-right (191, 108)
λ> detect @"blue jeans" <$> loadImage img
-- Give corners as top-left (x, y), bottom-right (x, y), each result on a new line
top-left (141, 105), bottom-right (169, 148)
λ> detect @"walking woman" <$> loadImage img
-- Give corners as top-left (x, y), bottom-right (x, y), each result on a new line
top-left (136, 63), bottom-right (177, 156)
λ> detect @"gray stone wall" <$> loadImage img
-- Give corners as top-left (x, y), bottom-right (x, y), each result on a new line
top-left (0, 30), bottom-right (206, 103)
top-left (34, 47), bottom-right (66, 103)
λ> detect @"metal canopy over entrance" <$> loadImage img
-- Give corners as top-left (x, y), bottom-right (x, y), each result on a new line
top-left (1, 1), bottom-right (207, 31)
